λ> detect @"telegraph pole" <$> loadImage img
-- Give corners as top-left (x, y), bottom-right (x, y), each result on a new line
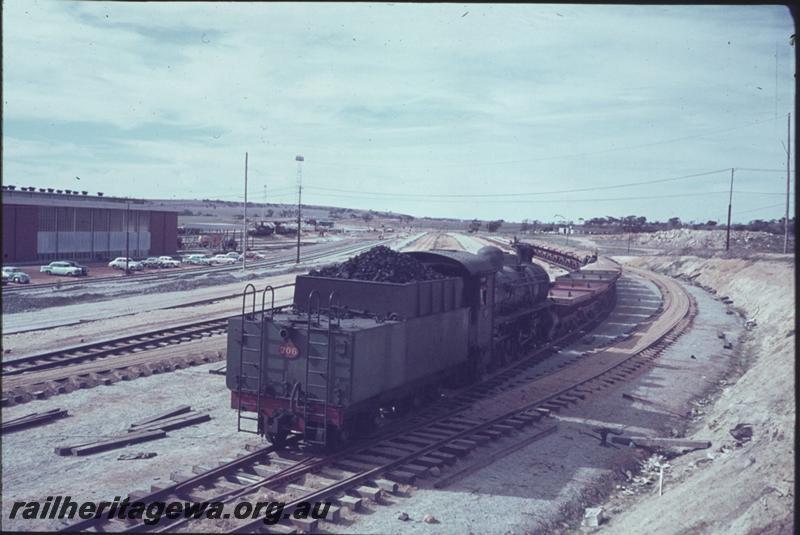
top-left (784, 113), bottom-right (791, 254)
top-left (725, 168), bottom-right (734, 252)
top-left (296, 155), bottom-right (304, 263)
top-left (243, 152), bottom-right (248, 271)
top-left (125, 199), bottom-right (131, 275)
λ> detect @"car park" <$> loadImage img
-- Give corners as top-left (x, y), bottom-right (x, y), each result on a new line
top-left (1, 267), bottom-right (32, 284)
top-left (184, 254), bottom-right (211, 265)
top-left (108, 257), bottom-right (144, 271)
top-left (40, 261), bottom-right (85, 277)
top-left (158, 256), bottom-right (181, 268)
top-left (63, 260), bottom-right (90, 275)
top-left (210, 254), bottom-right (237, 265)
top-left (142, 257), bottom-right (163, 269)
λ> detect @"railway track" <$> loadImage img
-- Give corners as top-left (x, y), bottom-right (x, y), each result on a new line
top-left (2, 238), bottom-right (399, 337)
top-left (0, 235), bottom-right (466, 404)
top-left (0, 295), bottom-right (297, 406)
top-left (1, 238), bottom-right (388, 295)
top-left (62, 267), bottom-right (694, 534)
top-left (3, 318), bottom-right (231, 377)
top-left (1, 237), bottom-right (620, 407)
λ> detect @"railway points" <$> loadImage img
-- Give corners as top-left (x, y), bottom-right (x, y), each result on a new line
top-left (1, 231), bottom-right (784, 534)
top-left (53, 247), bottom-right (696, 533)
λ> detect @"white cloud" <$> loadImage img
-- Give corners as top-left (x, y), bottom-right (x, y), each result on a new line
top-left (2, 1), bottom-right (794, 222)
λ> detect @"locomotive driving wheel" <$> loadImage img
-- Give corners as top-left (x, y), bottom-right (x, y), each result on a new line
top-left (267, 428), bottom-right (289, 449)
top-left (267, 411), bottom-right (293, 449)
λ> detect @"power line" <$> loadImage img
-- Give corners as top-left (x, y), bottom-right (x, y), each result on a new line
top-left (304, 189), bottom-right (742, 205)
top-left (714, 202), bottom-right (791, 221)
top-left (305, 168), bottom-right (732, 199)
top-left (309, 116), bottom-right (781, 169)
top-left (735, 167), bottom-right (796, 173)
top-left (735, 190), bottom-right (792, 196)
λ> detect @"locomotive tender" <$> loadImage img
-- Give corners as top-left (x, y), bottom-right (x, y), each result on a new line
top-left (227, 243), bottom-right (619, 448)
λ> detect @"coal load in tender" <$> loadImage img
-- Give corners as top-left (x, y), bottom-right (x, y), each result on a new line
top-left (310, 246), bottom-right (444, 283)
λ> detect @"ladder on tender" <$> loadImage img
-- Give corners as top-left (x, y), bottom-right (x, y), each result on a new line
top-left (235, 284), bottom-right (275, 434)
top-left (302, 290), bottom-right (340, 447)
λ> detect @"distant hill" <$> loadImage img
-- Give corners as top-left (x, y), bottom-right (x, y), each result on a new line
top-left (149, 198), bottom-right (415, 225)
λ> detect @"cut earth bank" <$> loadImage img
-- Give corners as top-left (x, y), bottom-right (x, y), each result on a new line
top-left (599, 254), bottom-right (794, 534)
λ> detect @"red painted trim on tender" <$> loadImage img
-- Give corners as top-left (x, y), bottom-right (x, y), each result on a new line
top-left (231, 392), bottom-right (345, 431)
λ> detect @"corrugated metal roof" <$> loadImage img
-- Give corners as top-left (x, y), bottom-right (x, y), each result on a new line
top-left (1, 189), bottom-right (179, 212)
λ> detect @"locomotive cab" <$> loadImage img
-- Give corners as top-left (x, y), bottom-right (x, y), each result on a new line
top-left (405, 250), bottom-right (497, 376)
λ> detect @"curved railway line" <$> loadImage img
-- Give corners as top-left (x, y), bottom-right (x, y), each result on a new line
top-left (62, 265), bottom-right (696, 534)
top-left (1, 237), bottom-right (607, 407)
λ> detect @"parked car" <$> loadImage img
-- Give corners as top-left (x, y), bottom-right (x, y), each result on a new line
top-left (142, 257), bottom-right (163, 269)
top-left (40, 261), bottom-right (85, 277)
top-left (158, 256), bottom-right (181, 268)
top-left (2, 267), bottom-right (31, 284)
top-left (184, 254), bottom-right (211, 265)
top-left (63, 260), bottom-right (90, 275)
top-left (108, 257), bottom-right (144, 271)
top-left (225, 252), bottom-right (243, 259)
top-left (209, 254), bottom-right (237, 265)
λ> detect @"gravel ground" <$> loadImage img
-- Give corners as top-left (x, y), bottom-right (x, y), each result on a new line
top-left (1, 360), bottom-right (255, 532)
top-left (448, 233), bottom-right (484, 253)
top-left (2, 235), bottom-right (769, 533)
top-left (333, 279), bottom-right (742, 534)
top-left (1, 274), bottom-right (298, 357)
top-left (1, 234), bottom-right (424, 336)
top-left (596, 255), bottom-right (795, 534)
top-left (0, 271), bottom-right (666, 534)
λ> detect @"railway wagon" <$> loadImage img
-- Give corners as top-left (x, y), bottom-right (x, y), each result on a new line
top-left (548, 268), bottom-right (620, 334)
top-left (227, 245), bottom-right (618, 449)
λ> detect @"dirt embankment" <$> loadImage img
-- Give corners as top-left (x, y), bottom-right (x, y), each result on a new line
top-left (594, 229), bottom-right (794, 255)
top-left (603, 255), bottom-right (795, 534)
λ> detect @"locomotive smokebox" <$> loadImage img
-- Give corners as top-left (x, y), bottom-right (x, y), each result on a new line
top-left (477, 246), bottom-right (504, 271)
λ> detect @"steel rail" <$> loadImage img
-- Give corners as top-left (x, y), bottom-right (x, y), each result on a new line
top-left (57, 265), bottom-right (632, 533)
top-left (65, 268), bottom-right (654, 534)
top-left (2, 238), bottom-right (387, 294)
top-left (226, 268), bottom-right (694, 533)
top-left (57, 264), bottom-right (698, 535)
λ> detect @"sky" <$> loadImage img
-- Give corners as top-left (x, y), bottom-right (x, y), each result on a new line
top-left (2, 2), bottom-right (796, 223)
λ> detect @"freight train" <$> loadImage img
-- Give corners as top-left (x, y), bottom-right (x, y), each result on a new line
top-left (226, 243), bottom-right (619, 449)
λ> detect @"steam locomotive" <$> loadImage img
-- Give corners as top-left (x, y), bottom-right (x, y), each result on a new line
top-left (226, 243), bottom-right (618, 448)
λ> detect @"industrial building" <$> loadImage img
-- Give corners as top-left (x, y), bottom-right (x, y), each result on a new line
top-left (1, 186), bottom-right (179, 263)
